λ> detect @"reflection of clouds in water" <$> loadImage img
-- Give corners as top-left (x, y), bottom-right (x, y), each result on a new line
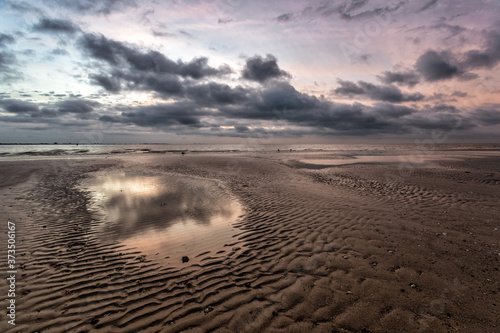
top-left (85, 172), bottom-right (242, 242)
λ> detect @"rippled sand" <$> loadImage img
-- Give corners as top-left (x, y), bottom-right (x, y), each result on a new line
top-left (0, 150), bottom-right (499, 332)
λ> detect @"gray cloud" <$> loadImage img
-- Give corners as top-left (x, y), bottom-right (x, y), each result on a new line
top-left (51, 48), bottom-right (69, 56)
top-left (0, 35), bottom-right (19, 82)
top-left (407, 29), bottom-right (500, 85)
top-left (43, 0), bottom-right (137, 15)
top-left (334, 80), bottom-right (425, 103)
top-left (0, 52), bottom-right (15, 68)
top-left (415, 50), bottom-right (459, 81)
top-left (32, 18), bottom-right (81, 34)
top-left (5, 1), bottom-right (44, 15)
top-left (186, 82), bottom-right (250, 106)
top-left (451, 91), bottom-right (467, 98)
top-left (218, 18), bottom-right (233, 24)
top-left (56, 99), bottom-right (100, 113)
top-left (242, 54), bottom-right (291, 83)
top-left (417, 0), bottom-right (439, 12)
top-left (276, 13), bottom-right (293, 22)
top-left (0, 34), bottom-right (15, 47)
top-left (377, 70), bottom-right (421, 87)
top-left (0, 99), bottom-right (40, 113)
top-left (461, 31), bottom-right (500, 70)
top-left (292, 0), bottom-right (405, 22)
top-left (94, 79), bottom-right (488, 137)
top-left (89, 74), bottom-right (121, 92)
top-left (151, 30), bottom-right (176, 38)
top-left (2, 84), bottom-right (499, 138)
top-left (116, 102), bottom-right (204, 128)
top-left (78, 33), bottom-right (232, 93)
top-left (472, 107), bottom-right (500, 125)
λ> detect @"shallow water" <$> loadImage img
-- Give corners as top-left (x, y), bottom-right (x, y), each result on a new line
top-left (2, 143), bottom-right (499, 158)
top-left (81, 171), bottom-right (244, 263)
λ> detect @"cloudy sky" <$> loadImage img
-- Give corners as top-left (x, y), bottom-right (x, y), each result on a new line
top-left (0, 0), bottom-right (499, 144)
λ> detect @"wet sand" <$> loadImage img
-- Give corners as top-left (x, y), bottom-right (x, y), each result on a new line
top-left (0, 151), bottom-right (499, 332)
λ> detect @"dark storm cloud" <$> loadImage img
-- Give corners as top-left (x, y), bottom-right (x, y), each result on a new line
top-left (471, 108), bottom-right (500, 125)
top-left (2, 83), bottom-right (498, 138)
top-left (242, 54), bottom-right (291, 83)
top-left (78, 33), bottom-right (232, 92)
top-left (44, 0), bottom-right (137, 15)
top-left (77, 34), bottom-right (125, 64)
top-left (235, 126), bottom-right (250, 133)
top-left (89, 74), bottom-right (121, 92)
top-left (97, 80), bottom-right (481, 137)
top-left (0, 34), bottom-right (15, 47)
top-left (377, 70), bottom-right (420, 87)
top-left (33, 108), bottom-right (59, 118)
top-left (116, 103), bottom-right (204, 127)
top-left (334, 80), bottom-right (424, 103)
top-left (186, 82), bottom-right (250, 106)
top-left (409, 30), bottom-right (500, 83)
top-left (142, 74), bottom-right (184, 95)
top-left (214, 83), bottom-right (419, 135)
top-left (178, 57), bottom-right (232, 79)
top-left (32, 18), bottom-right (81, 34)
top-left (415, 50), bottom-right (459, 81)
top-left (0, 99), bottom-right (39, 113)
top-left (461, 31), bottom-right (500, 70)
top-left (218, 83), bottom-right (321, 122)
top-left (56, 99), bottom-right (100, 113)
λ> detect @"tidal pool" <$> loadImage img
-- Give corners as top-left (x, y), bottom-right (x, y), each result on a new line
top-left (80, 170), bottom-right (244, 263)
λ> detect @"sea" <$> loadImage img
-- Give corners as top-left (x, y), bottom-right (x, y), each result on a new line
top-left (0, 143), bottom-right (499, 159)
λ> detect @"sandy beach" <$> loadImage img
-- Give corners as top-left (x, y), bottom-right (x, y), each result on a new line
top-left (1, 149), bottom-right (499, 332)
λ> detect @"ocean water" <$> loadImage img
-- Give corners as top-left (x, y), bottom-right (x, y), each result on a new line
top-left (0, 143), bottom-right (498, 159)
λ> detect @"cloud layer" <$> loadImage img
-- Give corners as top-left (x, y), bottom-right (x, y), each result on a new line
top-left (0, 0), bottom-right (499, 142)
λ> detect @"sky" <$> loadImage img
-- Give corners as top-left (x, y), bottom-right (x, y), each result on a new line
top-left (0, 0), bottom-right (499, 144)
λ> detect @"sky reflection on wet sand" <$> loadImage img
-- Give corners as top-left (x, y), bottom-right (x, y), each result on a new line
top-left (82, 171), bottom-right (244, 263)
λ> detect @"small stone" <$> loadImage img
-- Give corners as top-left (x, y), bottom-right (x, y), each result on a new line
top-left (343, 255), bottom-right (349, 259)
top-left (410, 283), bottom-right (417, 289)
top-left (204, 306), bottom-right (214, 314)
top-left (182, 256), bottom-right (189, 263)
top-left (346, 291), bottom-right (352, 295)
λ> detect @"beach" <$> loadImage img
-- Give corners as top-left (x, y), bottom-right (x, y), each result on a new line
top-left (0, 147), bottom-right (499, 332)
